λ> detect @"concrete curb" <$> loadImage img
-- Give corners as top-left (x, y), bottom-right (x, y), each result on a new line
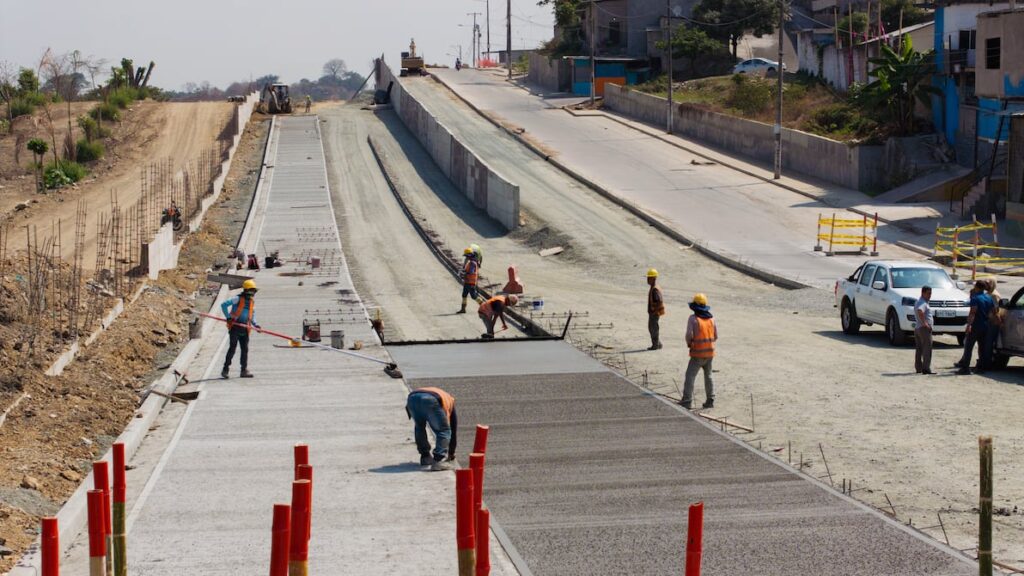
top-left (7, 114), bottom-right (275, 576)
top-left (428, 72), bottom-right (810, 290)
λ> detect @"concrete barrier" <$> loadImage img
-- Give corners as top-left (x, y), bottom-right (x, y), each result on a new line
top-left (527, 53), bottom-right (568, 93)
top-left (603, 83), bottom-right (886, 193)
top-left (377, 60), bottom-right (520, 231)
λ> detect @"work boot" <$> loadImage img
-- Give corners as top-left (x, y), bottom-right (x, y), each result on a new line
top-left (702, 400), bottom-right (715, 409)
top-left (647, 343), bottom-right (662, 350)
top-left (481, 333), bottom-right (494, 339)
top-left (430, 460), bottom-right (454, 471)
top-left (240, 370), bottom-right (254, 378)
top-left (679, 400), bottom-right (692, 409)
top-left (456, 308), bottom-right (466, 314)
top-left (420, 455), bottom-right (433, 466)
top-left (221, 367), bottom-right (229, 379)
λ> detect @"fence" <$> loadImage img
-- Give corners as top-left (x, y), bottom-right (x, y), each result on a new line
top-left (814, 212), bottom-right (879, 256)
top-left (934, 215), bottom-right (1024, 280)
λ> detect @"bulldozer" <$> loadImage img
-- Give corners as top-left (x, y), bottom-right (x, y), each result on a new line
top-left (259, 83), bottom-right (292, 114)
top-left (400, 38), bottom-right (425, 77)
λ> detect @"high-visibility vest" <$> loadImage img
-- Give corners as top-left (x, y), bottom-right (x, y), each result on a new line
top-left (690, 317), bottom-right (716, 359)
top-left (463, 259), bottom-right (478, 286)
top-left (230, 297), bottom-right (254, 331)
top-left (648, 285), bottom-right (665, 316)
top-left (478, 295), bottom-right (507, 317)
top-left (413, 387), bottom-right (455, 419)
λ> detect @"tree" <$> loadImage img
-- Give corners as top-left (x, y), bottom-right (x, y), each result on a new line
top-left (17, 68), bottom-right (39, 94)
top-left (0, 61), bottom-right (16, 133)
top-left (880, 0), bottom-right (930, 32)
top-left (657, 26), bottom-right (724, 77)
top-left (322, 59), bottom-right (348, 80)
top-left (857, 35), bottom-right (939, 135)
top-left (837, 12), bottom-right (869, 46)
top-left (692, 0), bottom-right (778, 59)
top-left (27, 138), bottom-right (48, 192)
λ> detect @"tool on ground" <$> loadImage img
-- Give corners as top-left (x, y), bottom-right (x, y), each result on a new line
top-left (502, 266), bottom-right (523, 294)
top-left (302, 319), bottom-right (322, 342)
top-left (199, 313), bottom-right (403, 378)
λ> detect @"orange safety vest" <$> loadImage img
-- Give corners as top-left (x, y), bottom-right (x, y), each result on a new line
top-left (230, 297), bottom-right (254, 331)
top-left (478, 295), bottom-right (507, 317)
top-left (463, 259), bottom-right (479, 286)
top-left (414, 387), bottom-right (455, 419)
top-left (648, 285), bottom-right (665, 316)
top-left (690, 317), bottom-right (716, 359)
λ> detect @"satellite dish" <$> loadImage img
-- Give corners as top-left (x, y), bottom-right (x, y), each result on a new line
top-left (671, 5), bottom-right (683, 16)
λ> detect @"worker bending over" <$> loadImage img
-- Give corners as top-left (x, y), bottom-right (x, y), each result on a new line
top-left (221, 279), bottom-right (260, 379)
top-left (646, 268), bottom-right (665, 350)
top-left (478, 294), bottom-right (518, 339)
top-left (406, 387), bottom-right (458, 471)
top-left (680, 293), bottom-right (718, 409)
top-left (458, 248), bottom-right (479, 314)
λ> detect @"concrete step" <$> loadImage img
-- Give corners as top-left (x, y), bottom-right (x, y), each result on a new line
top-left (872, 165), bottom-right (972, 204)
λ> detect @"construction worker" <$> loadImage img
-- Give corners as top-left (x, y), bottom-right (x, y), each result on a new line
top-left (304, 94), bottom-right (312, 113)
top-left (406, 387), bottom-right (458, 471)
top-left (646, 268), bottom-right (665, 350)
top-left (680, 293), bottom-right (718, 409)
top-left (478, 294), bottom-right (518, 339)
top-left (458, 248), bottom-right (479, 313)
top-left (221, 279), bottom-right (260, 378)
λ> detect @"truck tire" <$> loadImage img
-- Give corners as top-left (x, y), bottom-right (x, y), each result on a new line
top-left (886, 309), bottom-right (908, 346)
top-left (841, 299), bottom-right (861, 334)
top-left (992, 352), bottom-right (1010, 370)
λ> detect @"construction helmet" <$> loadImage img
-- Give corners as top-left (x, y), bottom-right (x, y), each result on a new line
top-left (464, 247), bottom-right (474, 255)
top-left (506, 294), bottom-right (519, 306)
top-left (647, 268), bottom-right (659, 278)
top-left (692, 293), bottom-right (708, 306)
top-left (242, 279), bottom-right (258, 291)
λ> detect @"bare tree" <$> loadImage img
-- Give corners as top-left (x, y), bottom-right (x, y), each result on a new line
top-left (38, 48), bottom-right (66, 165)
top-left (0, 61), bottom-right (16, 134)
top-left (322, 58), bottom-right (347, 80)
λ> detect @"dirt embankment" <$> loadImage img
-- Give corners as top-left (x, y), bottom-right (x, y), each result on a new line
top-left (0, 116), bottom-right (269, 572)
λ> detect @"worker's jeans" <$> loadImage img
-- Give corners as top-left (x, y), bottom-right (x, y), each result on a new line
top-left (648, 314), bottom-right (661, 347)
top-left (406, 392), bottom-right (451, 461)
top-left (480, 313), bottom-right (496, 335)
top-left (682, 357), bottom-right (714, 404)
top-left (959, 330), bottom-right (978, 368)
top-left (914, 327), bottom-right (932, 373)
top-left (224, 326), bottom-right (250, 371)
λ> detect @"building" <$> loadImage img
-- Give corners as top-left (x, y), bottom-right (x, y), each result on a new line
top-left (796, 21), bottom-right (934, 91)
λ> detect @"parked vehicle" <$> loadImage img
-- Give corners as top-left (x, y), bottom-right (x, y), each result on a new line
top-left (732, 58), bottom-right (785, 75)
top-left (994, 286), bottom-right (1024, 368)
top-left (836, 260), bottom-right (969, 345)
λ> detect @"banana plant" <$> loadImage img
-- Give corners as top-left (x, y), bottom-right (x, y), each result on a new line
top-left (860, 35), bottom-right (940, 135)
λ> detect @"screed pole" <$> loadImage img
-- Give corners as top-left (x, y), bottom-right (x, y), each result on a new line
top-left (456, 469), bottom-right (477, 576)
top-left (92, 462), bottom-right (113, 576)
top-left (296, 464), bottom-right (313, 540)
top-left (87, 490), bottom-right (107, 576)
top-left (42, 517), bottom-right (59, 576)
top-left (112, 443), bottom-right (127, 576)
top-left (270, 504), bottom-right (291, 576)
top-left (288, 480), bottom-right (311, 576)
top-left (294, 443), bottom-right (309, 479)
top-left (473, 425), bottom-right (490, 454)
top-left (979, 436), bottom-right (993, 576)
top-left (685, 502), bottom-right (704, 576)
top-left (476, 508), bottom-right (491, 576)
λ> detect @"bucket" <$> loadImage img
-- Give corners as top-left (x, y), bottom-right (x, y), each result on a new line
top-left (531, 297), bottom-right (544, 312)
top-left (331, 330), bottom-right (345, 349)
top-left (310, 257), bottom-right (321, 269)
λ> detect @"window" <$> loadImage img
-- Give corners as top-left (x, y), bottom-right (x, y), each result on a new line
top-left (986, 37), bottom-right (1001, 69)
top-left (872, 267), bottom-right (889, 290)
top-left (959, 29), bottom-right (976, 50)
top-left (859, 265), bottom-right (877, 286)
top-left (890, 268), bottom-right (955, 289)
top-left (608, 20), bottom-right (622, 46)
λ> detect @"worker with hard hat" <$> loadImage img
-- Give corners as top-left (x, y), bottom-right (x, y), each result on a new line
top-left (220, 279), bottom-right (260, 379)
top-left (680, 293), bottom-right (718, 409)
top-left (646, 268), bottom-right (665, 350)
top-left (478, 294), bottom-right (518, 339)
top-left (458, 248), bottom-right (480, 314)
top-left (406, 386), bottom-right (458, 471)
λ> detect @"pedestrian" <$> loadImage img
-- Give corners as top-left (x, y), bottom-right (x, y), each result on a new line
top-left (304, 94), bottom-right (312, 113)
top-left (956, 280), bottom-right (995, 374)
top-left (221, 279), bottom-right (260, 378)
top-left (914, 285), bottom-right (934, 374)
top-left (478, 294), bottom-right (517, 339)
top-left (646, 268), bottom-right (665, 350)
top-left (406, 387), bottom-right (458, 471)
top-left (457, 248), bottom-right (479, 314)
top-left (680, 293), bottom-right (718, 409)
top-left (984, 278), bottom-right (1004, 369)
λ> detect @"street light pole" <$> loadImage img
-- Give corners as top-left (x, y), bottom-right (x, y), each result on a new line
top-left (773, 0), bottom-right (785, 179)
top-left (666, 0), bottom-right (673, 134)
top-left (486, 0), bottom-right (491, 63)
top-left (507, 0), bottom-right (513, 79)
top-left (468, 12), bottom-right (483, 67)
top-left (590, 0), bottom-right (597, 106)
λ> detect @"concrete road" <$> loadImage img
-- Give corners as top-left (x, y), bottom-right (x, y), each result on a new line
top-left (411, 68), bottom-right (928, 288)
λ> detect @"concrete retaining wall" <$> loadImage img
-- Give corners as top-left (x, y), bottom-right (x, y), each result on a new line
top-left (378, 60), bottom-right (520, 230)
top-left (603, 83), bottom-right (887, 192)
top-left (527, 52), bottom-right (568, 93)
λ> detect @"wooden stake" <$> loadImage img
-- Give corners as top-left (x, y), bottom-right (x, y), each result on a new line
top-left (979, 436), bottom-right (993, 576)
top-left (749, 393), bottom-right (755, 432)
top-left (818, 443), bottom-right (834, 486)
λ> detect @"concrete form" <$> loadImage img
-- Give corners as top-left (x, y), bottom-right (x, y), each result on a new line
top-left (396, 340), bottom-right (976, 575)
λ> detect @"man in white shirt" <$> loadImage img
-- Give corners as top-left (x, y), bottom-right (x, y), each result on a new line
top-left (914, 286), bottom-right (934, 374)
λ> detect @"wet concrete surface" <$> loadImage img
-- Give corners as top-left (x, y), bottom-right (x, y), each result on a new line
top-left (407, 346), bottom-right (976, 576)
top-left (388, 340), bottom-right (604, 379)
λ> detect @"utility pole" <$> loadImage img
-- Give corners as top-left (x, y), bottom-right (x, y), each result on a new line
top-left (486, 0), bottom-right (491, 63)
top-left (773, 0), bottom-right (785, 179)
top-left (666, 0), bottom-right (673, 134)
top-left (590, 0), bottom-right (597, 105)
top-left (468, 12), bottom-right (483, 67)
top-left (507, 0), bottom-right (513, 79)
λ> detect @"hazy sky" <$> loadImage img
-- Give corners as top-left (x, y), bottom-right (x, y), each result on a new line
top-left (1, 0), bottom-right (554, 90)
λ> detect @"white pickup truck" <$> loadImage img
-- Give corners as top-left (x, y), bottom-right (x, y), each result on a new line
top-left (836, 260), bottom-right (970, 345)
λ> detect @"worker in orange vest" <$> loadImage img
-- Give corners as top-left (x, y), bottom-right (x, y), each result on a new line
top-left (458, 248), bottom-right (480, 314)
top-left (478, 294), bottom-right (518, 339)
top-left (680, 293), bottom-right (718, 410)
top-left (406, 387), bottom-right (458, 471)
top-left (221, 279), bottom-right (260, 379)
top-left (646, 268), bottom-right (665, 350)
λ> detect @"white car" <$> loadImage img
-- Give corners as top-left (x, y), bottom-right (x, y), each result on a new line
top-left (835, 260), bottom-right (970, 346)
top-left (732, 58), bottom-right (785, 75)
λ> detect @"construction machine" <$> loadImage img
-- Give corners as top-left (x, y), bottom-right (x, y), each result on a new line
top-left (259, 83), bottom-right (292, 114)
top-left (400, 38), bottom-right (425, 77)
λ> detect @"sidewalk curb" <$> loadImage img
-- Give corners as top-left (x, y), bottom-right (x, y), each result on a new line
top-left (427, 72), bottom-right (811, 290)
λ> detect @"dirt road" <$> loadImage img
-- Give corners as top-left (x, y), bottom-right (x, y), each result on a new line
top-left (321, 101), bottom-right (1024, 565)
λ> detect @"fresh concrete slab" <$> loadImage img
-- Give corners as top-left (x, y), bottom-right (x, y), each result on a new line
top-left (388, 340), bottom-right (604, 379)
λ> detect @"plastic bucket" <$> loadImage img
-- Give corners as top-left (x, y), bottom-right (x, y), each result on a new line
top-left (331, 330), bottom-right (344, 349)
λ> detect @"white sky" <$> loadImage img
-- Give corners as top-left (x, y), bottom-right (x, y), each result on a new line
top-left (1, 0), bottom-right (554, 90)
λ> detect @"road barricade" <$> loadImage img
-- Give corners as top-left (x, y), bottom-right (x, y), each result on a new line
top-left (934, 215), bottom-right (1024, 280)
top-left (814, 213), bottom-right (878, 256)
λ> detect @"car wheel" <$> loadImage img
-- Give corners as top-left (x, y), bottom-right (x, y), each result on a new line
top-left (767, 67), bottom-right (775, 73)
top-left (841, 299), bottom-right (861, 334)
top-left (992, 352), bottom-right (1010, 370)
top-left (886, 309), bottom-right (908, 346)
top-left (956, 334), bottom-right (966, 346)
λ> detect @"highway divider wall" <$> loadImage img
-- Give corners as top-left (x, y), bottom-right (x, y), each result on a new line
top-left (603, 83), bottom-right (886, 193)
top-left (378, 60), bottom-right (520, 230)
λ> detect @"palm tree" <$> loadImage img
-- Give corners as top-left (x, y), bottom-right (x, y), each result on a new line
top-left (861, 35), bottom-right (940, 135)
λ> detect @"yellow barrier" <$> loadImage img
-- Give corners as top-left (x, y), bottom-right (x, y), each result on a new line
top-left (934, 215), bottom-right (1024, 280)
top-left (814, 212), bottom-right (879, 256)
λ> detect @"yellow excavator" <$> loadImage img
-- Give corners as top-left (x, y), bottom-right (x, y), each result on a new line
top-left (259, 83), bottom-right (292, 114)
top-left (400, 38), bottom-right (425, 77)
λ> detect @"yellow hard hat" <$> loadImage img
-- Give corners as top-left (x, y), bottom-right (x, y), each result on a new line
top-left (692, 293), bottom-right (708, 306)
top-left (242, 279), bottom-right (258, 291)
top-left (464, 247), bottom-right (474, 255)
top-left (646, 268), bottom-right (658, 278)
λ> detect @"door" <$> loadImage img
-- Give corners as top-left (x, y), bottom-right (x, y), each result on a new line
top-left (856, 264), bottom-right (878, 321)
top-left (864, 266), bottom-right (891, 322)
top-left (1004, 289), bottom-right (1024, 352)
